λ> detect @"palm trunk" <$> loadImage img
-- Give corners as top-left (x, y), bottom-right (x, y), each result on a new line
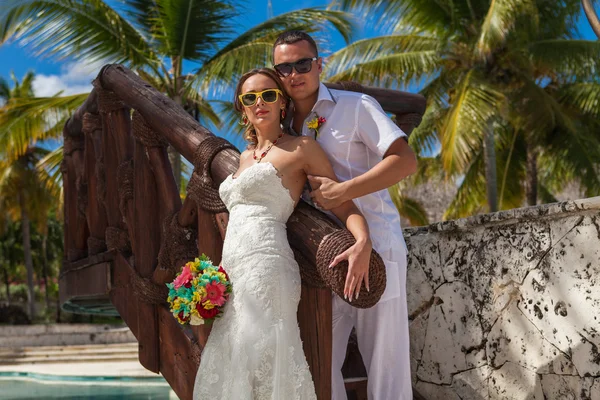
top-left (168, 57), bottom-right (184, 191)
top-left (582, 0), bottom-right (600, 39)
top-left (18, 192), bottom-right (36, 319)
top-left (42, 235), bottom-right (51, 312)
top-left (525, 144), bottom-right (538, 206)
top-left (484, 125), bottom-right (498, 212)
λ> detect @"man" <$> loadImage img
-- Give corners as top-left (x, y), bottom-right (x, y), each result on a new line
top-left (273, 31), bottom-right (417, 400)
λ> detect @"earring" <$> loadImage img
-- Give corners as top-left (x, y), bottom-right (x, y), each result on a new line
top-left (239, 114), bottom-right (249, 126)
top-left (281, 108), bottom-right (286, 119)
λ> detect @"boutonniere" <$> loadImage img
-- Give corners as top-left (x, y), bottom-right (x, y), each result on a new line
top-left (306, 115), bottom-right (327, 138)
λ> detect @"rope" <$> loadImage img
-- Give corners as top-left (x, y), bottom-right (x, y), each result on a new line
top-left (187, 137), bottom-right (239, 213)
top-left (132, 111), bottom-right (168, 148)
top-left (316, 230), bottom-right (386, 308)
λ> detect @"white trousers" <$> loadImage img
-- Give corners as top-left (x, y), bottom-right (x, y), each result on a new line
top-left (331, 249), bottom-right (412, 400)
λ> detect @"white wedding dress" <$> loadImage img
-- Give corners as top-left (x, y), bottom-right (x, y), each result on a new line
top-left (193, 162), bottom-right (317, 400)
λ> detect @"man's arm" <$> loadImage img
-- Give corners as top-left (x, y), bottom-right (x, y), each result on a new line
top-left (301, 137), bottom-right (373, 300)
top-left (309, 137), bottom-right (417, 210)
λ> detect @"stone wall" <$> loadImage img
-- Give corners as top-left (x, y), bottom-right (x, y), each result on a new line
top-left (405, 197), bottom-right (600, 399)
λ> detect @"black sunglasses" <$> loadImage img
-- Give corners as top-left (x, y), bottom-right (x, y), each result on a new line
top-left (273, 57), bottom-right (318, 77)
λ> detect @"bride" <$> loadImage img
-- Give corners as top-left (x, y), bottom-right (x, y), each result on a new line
top-left (193, 68), bottom-right (372, 399)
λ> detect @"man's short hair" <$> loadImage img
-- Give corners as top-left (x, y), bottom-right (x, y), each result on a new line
top-left (273, 31), bottom-right (319, 60)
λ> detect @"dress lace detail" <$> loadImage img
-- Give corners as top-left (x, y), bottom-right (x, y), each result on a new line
top-left (193, 162), bottom-right (316, 400)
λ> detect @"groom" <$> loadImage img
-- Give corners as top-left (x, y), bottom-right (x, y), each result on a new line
top-left (273, 31), bottom-right (417, 400)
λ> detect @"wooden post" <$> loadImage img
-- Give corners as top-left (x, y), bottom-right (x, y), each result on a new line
top-left (133, 137), bottom-right (161, 373)
top-left (298, 286), bottom-right (333, 400)
top-left (83, 112), bottom-right (108, 255)
top-left (63, 124), bottom-right (89, 262)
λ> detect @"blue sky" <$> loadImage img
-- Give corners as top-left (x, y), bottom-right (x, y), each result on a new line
top-left (0, 1), bottom-right (597, 149)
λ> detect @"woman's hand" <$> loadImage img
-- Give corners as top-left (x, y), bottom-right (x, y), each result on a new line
top-left (329, 239), bottom-right (372, 301)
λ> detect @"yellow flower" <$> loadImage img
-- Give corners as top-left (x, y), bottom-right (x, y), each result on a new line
top-left (193, 287), bottom-right (207, 303)
top-left (307, 118), bottom-right (319, 130)
top-left (216, 272), bottom-right (227, 282)
top-left (203, 300), bottom-right (215, 310)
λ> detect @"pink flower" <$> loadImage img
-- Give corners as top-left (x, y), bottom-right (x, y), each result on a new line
top-left (173, 265), bottom-right (193, 289)
top-left (204, 281), bottom-right (227, 306)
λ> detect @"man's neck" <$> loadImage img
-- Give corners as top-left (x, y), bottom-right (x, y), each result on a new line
top-left (292, 90), bottom-right (319, 133)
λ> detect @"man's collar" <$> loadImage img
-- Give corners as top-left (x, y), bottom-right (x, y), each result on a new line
top-left (315, 82), bottom-right (335, 107)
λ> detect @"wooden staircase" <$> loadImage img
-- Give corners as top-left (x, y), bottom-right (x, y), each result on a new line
top-left (58, 64), bottom-right (426, 399)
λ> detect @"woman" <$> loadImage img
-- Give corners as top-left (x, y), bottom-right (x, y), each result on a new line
top-left (193, 68), bottom-right (372, 399)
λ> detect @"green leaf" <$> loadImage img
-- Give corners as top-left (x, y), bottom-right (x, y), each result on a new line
top-left (440, 70), bottom-right (506, 174)
top-left (325, 49), bottom-right (440, 87)
top-left (323, 34), bottom-right (440, 83)
top-left (0, 93), bottom-right (87, 160)
top-left (530, 39), bottom-right (600, 80)
top-left (388, 184), bottom-right (429, 226)
top-left (0, 0), bottom-right (157, 67)
top-left (477, 0), bottom-right (538, 57)
top-left (557, 82), bottom-right (600, 118)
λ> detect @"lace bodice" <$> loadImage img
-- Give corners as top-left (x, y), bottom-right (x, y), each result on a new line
top-left (219, 161), bottom-right (295, 222)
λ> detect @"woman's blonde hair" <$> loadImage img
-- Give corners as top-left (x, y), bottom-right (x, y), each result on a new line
top-left (234, 68), bottom-right (290, 148)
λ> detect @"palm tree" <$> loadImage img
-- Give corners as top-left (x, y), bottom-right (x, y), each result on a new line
top-left (0, 0), bottom-right (354, 185)
top-left (0, 72), bottom-right (58, 319)
top-left (325, 0), bottom-right (600, 218)
top-left (0, 147), bottom-right (56, 319)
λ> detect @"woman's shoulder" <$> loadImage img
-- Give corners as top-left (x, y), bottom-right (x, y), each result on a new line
top-left (239, 148), bottom-right (253, 161)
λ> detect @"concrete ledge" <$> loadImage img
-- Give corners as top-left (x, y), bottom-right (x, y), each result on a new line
top-left (404, 196), bottom-right (600, 236)
top-left (0, 324), bottom-right (135, 347)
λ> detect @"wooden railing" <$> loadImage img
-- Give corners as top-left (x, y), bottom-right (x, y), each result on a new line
top-left (59, 64), bottom-right (426, 400)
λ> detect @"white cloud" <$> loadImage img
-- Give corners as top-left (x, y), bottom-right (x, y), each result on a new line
top-left (32, 60), bottom-right (106, 97)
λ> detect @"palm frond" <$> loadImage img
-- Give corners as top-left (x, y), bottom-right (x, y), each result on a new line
top-left (0, 0), bottom-right (157, 67)
top-left (409, 155), bottom-right (446, 186)
top-left (325, 50), bottom-right (441, 88)
top-left (407, 104), bottom-right (444, 157)
top-left (530, 39), bottom-right (600, 80)
top-left (149, 0), bottom-right (235, 62)
top-left (36, 145), bottom-right (63, 202)
top-left (557, 82), bottom-right (600, 118)
top-left (323, 34), bottom-right (440, 81)
top-left (0, 76), bottom-right (10, 101)
top-left (440, 70), bottom-right (506, 174)
top-left (515, 76), bottom-right (577, 142)
top-left (388, 184), bottom-right (429, 226)
top-left (0, 93), bottom-right (87, 160)
top-left (477, 0), bottom-right (538, 57)
top-left (541, 123), bottom-right (600, 197)
top-left (194, 41), bottom-right (274, 96)
top-left (443, 150), bottom-right (486, 219)
top-left (337, 0), bottom-right (456, 34)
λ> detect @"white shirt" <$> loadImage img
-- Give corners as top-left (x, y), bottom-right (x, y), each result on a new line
top-left (294, 83), bottom-right (408, 302)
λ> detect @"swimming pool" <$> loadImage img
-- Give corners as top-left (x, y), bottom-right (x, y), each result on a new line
top-left (0, 371), bottom-right (177, 399)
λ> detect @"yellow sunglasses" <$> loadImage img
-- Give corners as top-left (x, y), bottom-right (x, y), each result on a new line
top-left (238, 89), bottom-right (284, 107)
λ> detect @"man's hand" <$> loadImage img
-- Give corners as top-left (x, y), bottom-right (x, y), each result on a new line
top-left (308, 175), bottom-right (348, 210)
top-left (329, 239), bottom-right (372, 301)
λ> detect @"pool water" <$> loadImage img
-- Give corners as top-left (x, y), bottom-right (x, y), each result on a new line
top-left (0, 372), bottom-right (177, 399)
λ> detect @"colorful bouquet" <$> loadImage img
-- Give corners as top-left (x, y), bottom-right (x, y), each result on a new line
top-left (166, 254), bottom-right (232, 325)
